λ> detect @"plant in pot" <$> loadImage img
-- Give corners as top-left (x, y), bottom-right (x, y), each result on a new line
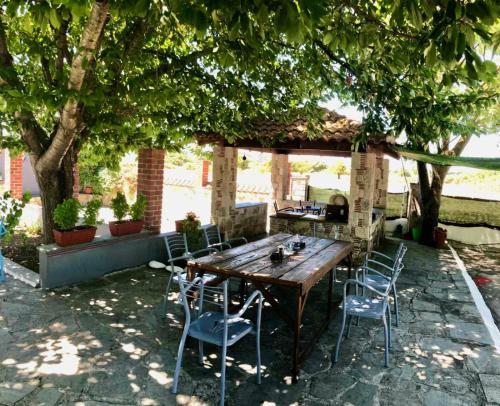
top-left (109, 192), bottom-right (147, 237)
top-left (182, 211), bottom-right (203, 251)
top-left (53, 198), bottom-right (102, 246)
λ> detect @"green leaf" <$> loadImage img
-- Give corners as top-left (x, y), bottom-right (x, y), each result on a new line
top-left (323, 32), bottom-right (334, 46)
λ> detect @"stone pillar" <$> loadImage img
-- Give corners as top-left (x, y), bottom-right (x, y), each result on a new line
top-left (373, 156), bottom-right (389, 209)
top-left (137, 149), bottom-right (165, 233)
top-left (201, 160), bottom-right (210, 187)
top-left (9, 153), bottom-right (23, 199)
top-left (348, 152), bottom-right (376, 262)
top-left (211, 146), bottom-right (237, 238)
top-left (271, 152), bottom-right (289, 206)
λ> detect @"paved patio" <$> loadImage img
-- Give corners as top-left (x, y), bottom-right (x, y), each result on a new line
top-left (0, 239), bottom-right (499, 405)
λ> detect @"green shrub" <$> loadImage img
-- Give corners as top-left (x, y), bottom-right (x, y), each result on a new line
top-left (130, 194), bottom-right (147, 221)
top-left (111, 192), bottom-right (129, 222)
top-left (53, 198), bottom-right (81, 231)
top-left (0, 191), bottom-right (31, 239)
top-left (83, 198), bottom-right (102, 227)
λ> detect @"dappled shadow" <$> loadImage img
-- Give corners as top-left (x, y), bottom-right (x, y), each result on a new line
top-left (0, 239), bottom-right (498, 404)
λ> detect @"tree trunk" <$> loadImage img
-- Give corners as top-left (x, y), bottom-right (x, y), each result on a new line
top-left (32, 147), bottom-right (77, 243)
top-left (417, 161), bottom-right (445, 246)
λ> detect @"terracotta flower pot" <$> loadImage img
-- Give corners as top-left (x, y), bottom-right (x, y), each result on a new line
top-left (109, 219), bottom-right (144, 237)
top-left (434, 227), bottom-right (447, 249)
top-left (53, 226), bottom-right (97, 247)
top-left (175, 220), bottom-right (184, 233)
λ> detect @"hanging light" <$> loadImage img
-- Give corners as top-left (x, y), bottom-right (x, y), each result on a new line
top-left (242, 152), bottom-right (247, 161)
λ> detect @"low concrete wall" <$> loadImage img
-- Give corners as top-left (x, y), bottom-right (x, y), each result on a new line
top-left (438, 223), bottom-right (500, 245)
top-left (38, 231), bottom-right (170, 289)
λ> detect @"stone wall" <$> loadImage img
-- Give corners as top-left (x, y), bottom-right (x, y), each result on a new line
top-left (211, 146), bottom-right (238, 238)
top-left (232, 202), bottom-right (268, 238)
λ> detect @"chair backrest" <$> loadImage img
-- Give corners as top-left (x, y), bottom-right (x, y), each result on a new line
top-left (177, 276), bottom-right (228, 327)
top-left (203, 224), bottom-right (222, 247)
top-left (164, 233), bottom-right (189, 261)
top-left (386, 253), bottom-right (405, 294)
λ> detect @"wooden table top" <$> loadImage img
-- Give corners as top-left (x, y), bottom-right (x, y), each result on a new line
top-left (188, 233), bottom-right (353, 294)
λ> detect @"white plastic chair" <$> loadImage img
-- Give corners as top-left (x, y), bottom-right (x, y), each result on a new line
top-left (172, 277), bottom-right (263, 406)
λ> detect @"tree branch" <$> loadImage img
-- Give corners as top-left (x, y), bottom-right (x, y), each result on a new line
top-left (41, 56), bottom-right (53, 86)
top-left (55, 18), bottom-right (72, 82)
top-left (0, 13), bottom-right (47, 156)
top-left (37, 0), bottom-right (109, 174)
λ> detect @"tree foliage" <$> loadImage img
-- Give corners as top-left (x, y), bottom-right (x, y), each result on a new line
top-left (0, 0), bottom-right (498, 243)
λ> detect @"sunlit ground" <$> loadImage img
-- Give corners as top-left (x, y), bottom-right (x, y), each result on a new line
top-left (0, 240), bottom-right (499, 405)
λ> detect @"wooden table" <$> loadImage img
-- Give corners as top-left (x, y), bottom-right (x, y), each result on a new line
top-left (187, 233), bottom-right (353, 381)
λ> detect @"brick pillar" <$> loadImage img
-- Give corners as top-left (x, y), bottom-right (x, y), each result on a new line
top-left (201, 160), bottom-right (210, 187)
top-left (373, 156), bottom-right (389, 209)
top-left (137, 149), bottom-right (165, 233)
top-left (271, 152), bottom-right (289, 207)
top-left (73, 164), bottom-right (80, 198)
top-left (348, 152), bottom-right (376, 263)
top-left (211, 146), bottom-right (237, 238)
top-left (9, 153), bottom-right (23, 199)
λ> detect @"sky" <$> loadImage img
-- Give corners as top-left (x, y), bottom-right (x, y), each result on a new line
top-left (323, 98), bottom-right (500, 158)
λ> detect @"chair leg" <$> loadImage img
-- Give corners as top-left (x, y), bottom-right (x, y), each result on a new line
top-left (346, 315), bottom-right (353, 338)
top-left (334, 311), bottom-right (347, 363)
top-left (382, 314), bottom-right (389, 368)
top-left (393, 284), bottom-right (399, 327)
top-left (198, 340), bottom-right (204, 365)
top-left (172, 328), bottom-right (189, 394)
top-left (220, 345), bottom-right (227, 406)
top-left (256, 327), bottom-right (261, 384)
top-left (162, 272), bottom-right (174, 318)
top-left (387, 306), bottom-right (392, 349)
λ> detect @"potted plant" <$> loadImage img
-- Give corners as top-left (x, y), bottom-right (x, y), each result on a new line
top-left (182, 211), bottom-right (203, 251)
top-left (109, 192), bottom-right (147, 236)
top-left (53, 198), bottom-right (102, 246)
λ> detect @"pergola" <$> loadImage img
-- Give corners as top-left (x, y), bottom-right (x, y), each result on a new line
top-left (196, 109), bottom-right (396, 261)
top-left (135, 109), bottom-right (396, 262)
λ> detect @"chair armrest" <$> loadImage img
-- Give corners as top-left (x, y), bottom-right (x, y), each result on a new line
top-left (370, 250), bottom-right (393, 262)
top-left (366, 259), bottom-right (394, 272)
top-left (226, 237), bottom-right (248, 247)
top-left (343, 279), bottom-right (387, 298)
top-left (208, 242), bottom-right (232, 251)
top-left (189, 247), bottom-right (219, 258)
top-left (362, 266), bottom-right (391, 280)
top-left (229, 290), bottom-right (263, 320)
top-left (168, 254), bottom-right (193, 263)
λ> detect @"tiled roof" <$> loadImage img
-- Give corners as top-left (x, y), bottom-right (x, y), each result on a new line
top-left (196, 108), bottom-right (391, 147)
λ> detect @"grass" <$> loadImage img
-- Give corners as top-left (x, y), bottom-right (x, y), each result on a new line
top-left (308, 186), bottom-right (500, 227)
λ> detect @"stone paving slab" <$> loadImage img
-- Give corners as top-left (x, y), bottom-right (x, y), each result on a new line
top-left (0, 240), bottom-right (498, 405)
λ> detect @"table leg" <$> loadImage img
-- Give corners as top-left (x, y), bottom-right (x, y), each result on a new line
top-left (327, 267), bottom-right (334, 320)
top-left (292, 288), bottom-right (303, 383)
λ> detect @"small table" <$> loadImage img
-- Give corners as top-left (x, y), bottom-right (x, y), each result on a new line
top-left (188, 233), bottom-right (353, 381)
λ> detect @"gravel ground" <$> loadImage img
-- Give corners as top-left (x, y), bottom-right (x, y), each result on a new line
top-left (451, 241), bottom-right (500, 328)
